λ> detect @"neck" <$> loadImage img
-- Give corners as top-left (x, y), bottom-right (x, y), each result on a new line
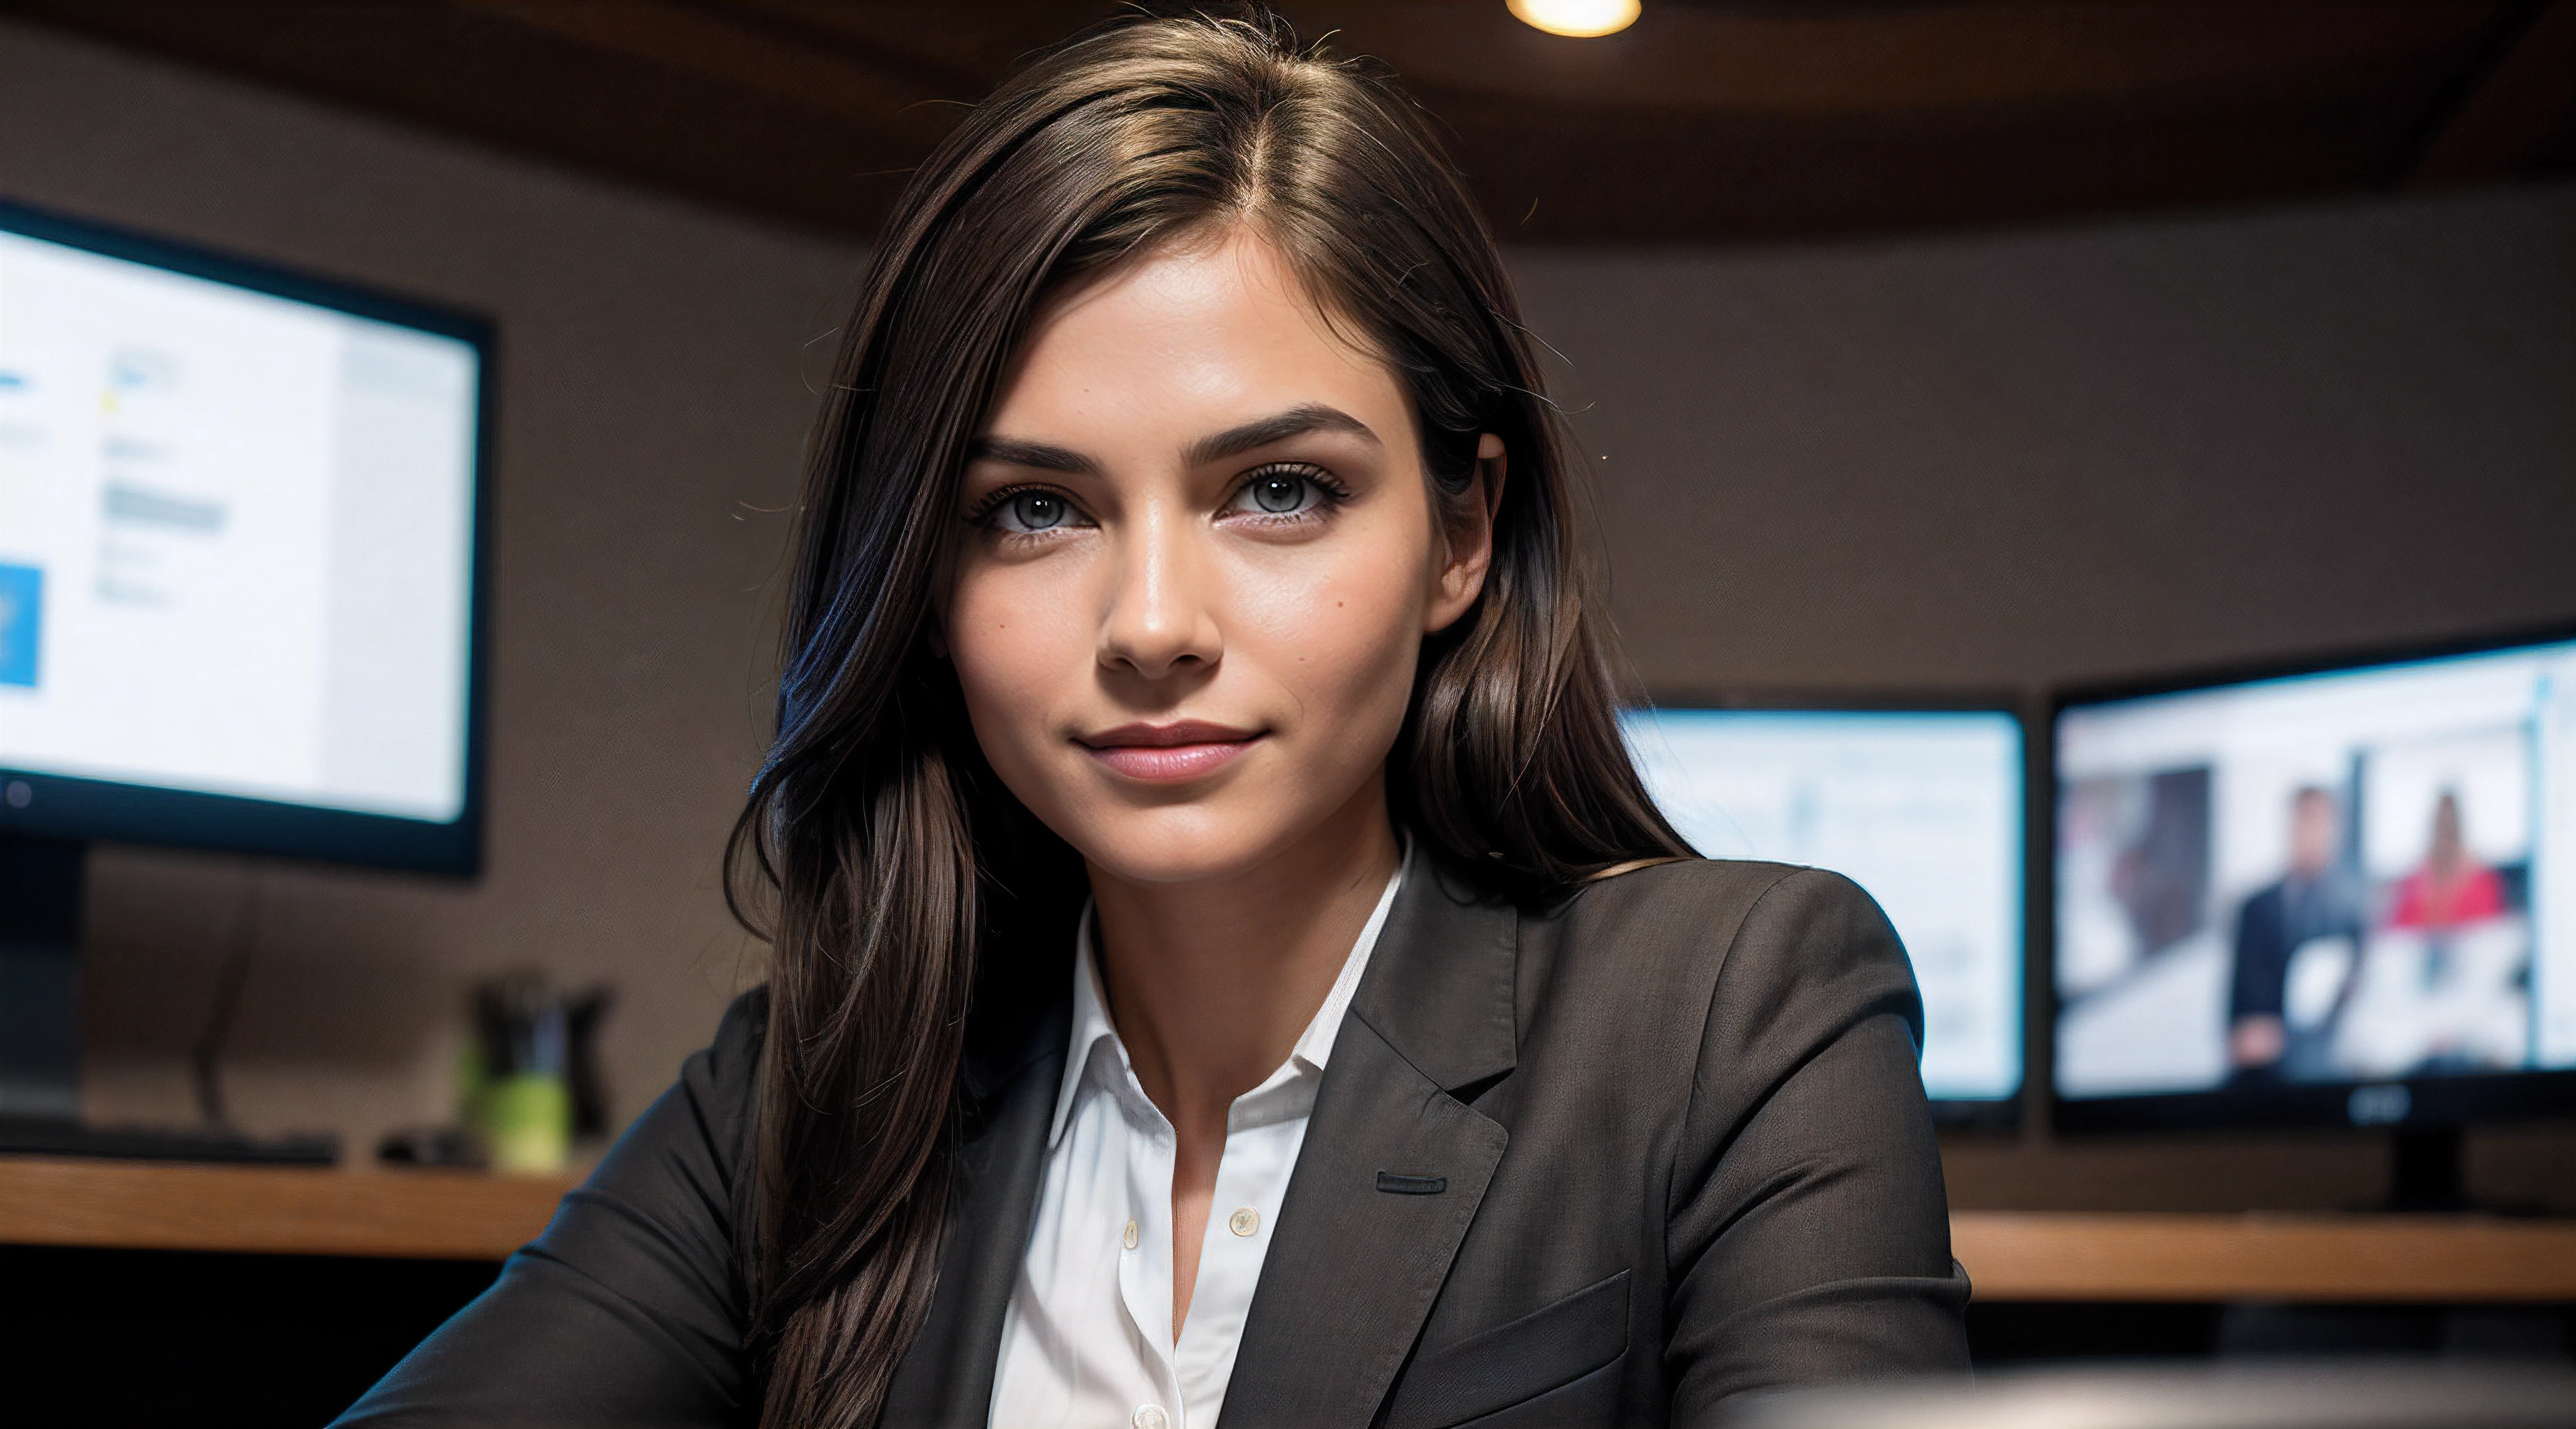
top-left (1087, 778), bottom-right (1403, 1133)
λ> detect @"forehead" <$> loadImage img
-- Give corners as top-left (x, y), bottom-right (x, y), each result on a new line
top-left (991, 229), bottom-right (1402, 433)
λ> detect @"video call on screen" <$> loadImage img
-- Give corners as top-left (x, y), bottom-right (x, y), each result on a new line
top-left (2055, 640), bottom-right (2576, 1101)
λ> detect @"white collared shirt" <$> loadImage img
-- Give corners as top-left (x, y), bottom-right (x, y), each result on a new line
top-left (987, 859), bottom-right (1407, 1429)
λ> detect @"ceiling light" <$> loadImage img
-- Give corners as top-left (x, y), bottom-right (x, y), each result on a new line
top-left (1508, 0), bottom-right (1641, 38)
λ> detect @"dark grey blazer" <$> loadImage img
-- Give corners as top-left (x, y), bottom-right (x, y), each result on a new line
top-left (339, 847), bottom-right (1970, 1426)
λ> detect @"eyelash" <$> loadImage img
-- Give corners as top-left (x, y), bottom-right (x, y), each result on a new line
top-left (1225, 462), bottom-right (1349, 523)
top-left (963, 463), bottom-right (1351, 537)
top-left (965, 482), bottom-right (1079, 533)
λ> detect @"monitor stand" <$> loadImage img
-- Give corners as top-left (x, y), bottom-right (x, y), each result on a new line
top-left (0, 835), bottom-right (81, 1121)
top-left (2381, 1126), bottom-right (2550, 1216)
top-left (0, 835), bottom-right (336, 1165)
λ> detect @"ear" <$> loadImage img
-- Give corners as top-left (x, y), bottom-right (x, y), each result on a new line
top-left (1426, 433), bottom-right (1505, 635)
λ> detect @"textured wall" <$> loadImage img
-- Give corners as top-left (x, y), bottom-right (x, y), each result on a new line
top-left (1513, 187), bottom-right (2576, 697)
top-left (1511, 191), bottom-right (2576, 1209)
top-left (1, 19), bottom-right (859, 1159)
top-left (4, 19), bottom-right (2570, 1206)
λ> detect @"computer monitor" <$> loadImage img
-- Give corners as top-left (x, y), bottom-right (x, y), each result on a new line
top-left (0, 200), bottom-right (489, 1130)
top-left (2051, 629), bottom-right (2576, 1203)
top-left (1620, 701), bottom-right (2026, 1123)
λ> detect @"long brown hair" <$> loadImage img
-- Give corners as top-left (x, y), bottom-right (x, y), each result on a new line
top-left (725, 10), bottom-right (1687, 1425)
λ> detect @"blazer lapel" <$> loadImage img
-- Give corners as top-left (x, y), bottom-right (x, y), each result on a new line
top-left (880, 943), bottom-right (1070, 1428)
top-left (1220, 847), bottom-right (1521, 1429)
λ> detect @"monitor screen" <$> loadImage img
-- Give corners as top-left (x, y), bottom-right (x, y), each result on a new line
top-left (0, 208), bottom-right (482, 855)
top-left (1621, 706), bottom-right (2025, 1108)
top-left (2054, 636), bottom-right (2576, 1113)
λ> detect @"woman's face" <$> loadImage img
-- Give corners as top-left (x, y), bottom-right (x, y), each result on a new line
top-left (941, 230), bottom-right (1496, 887)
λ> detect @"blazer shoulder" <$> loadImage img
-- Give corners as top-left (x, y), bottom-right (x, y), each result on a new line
top-left (670, 985), bottom-right (769, 1169)
top-left (1550, 859), bottom-right (1904, 988)
top-left (704, 985), bottom-right (770, 1091)
top-left (1568, 854), bottom-right (1859, 925)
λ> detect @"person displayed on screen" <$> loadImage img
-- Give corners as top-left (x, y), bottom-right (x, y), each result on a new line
top-left (337, 12), bottom-right (1967, 1429)
top-left (2226, 786), bottom-right (2365, 1077)
top-left (2389, 790), bottom-right (2506, 931)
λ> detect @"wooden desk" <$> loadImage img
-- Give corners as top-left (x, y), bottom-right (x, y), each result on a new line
top-left (0, 1155), bottom-right (574, 1260)
top-left (1955, 1211), bottom-right (2576, 1303)
top-left (7, 1159), bottom-right (2576, 1301)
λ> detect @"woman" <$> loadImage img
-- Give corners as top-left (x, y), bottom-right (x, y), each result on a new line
top-left (2388, 791), bottom-right (2506, 931)
top-left (341, 13), bottom-right (1967, 1428)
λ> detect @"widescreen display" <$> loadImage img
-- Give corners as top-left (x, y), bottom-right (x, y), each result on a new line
top-left (0, 221), bottom-right (479, 825)
top-left (2055, 638), bottom-right (2576, 1102)
top-left (1621, 707), bottom-right (2024, 1104)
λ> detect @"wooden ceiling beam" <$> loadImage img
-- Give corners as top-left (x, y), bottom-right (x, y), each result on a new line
top-left (0, 0), bottom-right (936, 233)
top-left (459, 1), bottom-right (969, 120)
top-left (2408, 0), bottom-right (2576, 185)
top-left (1320, 3), bottom-right (2505, 116)
top-left (4, 1), bottom-right (2565, 245)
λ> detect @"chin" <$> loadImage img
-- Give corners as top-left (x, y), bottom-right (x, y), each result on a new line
top-left (1063, 803), bottom-right (1291, 887)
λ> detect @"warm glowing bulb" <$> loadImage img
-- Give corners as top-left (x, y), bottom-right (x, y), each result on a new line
top-left (1508, 0), bottom-right (1641, 38)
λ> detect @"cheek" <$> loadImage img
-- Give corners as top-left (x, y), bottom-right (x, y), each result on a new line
top-left (945, 560), bottom-right (1087, 765)
top-left (1235, 540), bottom-right (1427, 740)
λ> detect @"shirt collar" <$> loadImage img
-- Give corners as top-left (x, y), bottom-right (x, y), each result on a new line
top-left (1045, 839), bottom-right (1409, 1149)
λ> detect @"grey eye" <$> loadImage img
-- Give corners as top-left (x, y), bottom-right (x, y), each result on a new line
top-left (1249, 474), bottom-right (1307, 514)
top-left (1006, 490), bottom-right (1068, 530)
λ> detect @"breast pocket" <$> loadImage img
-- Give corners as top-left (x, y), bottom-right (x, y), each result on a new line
top-left (1380, 1269), bottom-right (1631, 1429)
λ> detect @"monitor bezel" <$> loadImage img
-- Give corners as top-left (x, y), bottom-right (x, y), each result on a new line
top-left (2044, 621), bottom-right (2576, 1136)
top-left (1633, 687), bottom-right (2034, 1127)
top-left (0, 199), bottom-right (493, 877)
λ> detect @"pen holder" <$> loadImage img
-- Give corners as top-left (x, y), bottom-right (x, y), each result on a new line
top-left (467, 972), bottom-right (611, 1176)
top-left (484, 1070), bottom-right (572, 1175)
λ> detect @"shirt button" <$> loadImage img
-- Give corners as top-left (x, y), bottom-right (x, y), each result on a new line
top-left (1228, 1207), bottom-right (1260, 1237)
top-left (1122, 1219), bottom-right (1139, 1250)
top-left (1132, 1406), bottom-right (1168, 1429)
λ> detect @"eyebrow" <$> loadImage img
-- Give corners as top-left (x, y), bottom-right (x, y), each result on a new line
top-left (1185, 403), bottom-right (1380, 467)
top-left (963, 435), bottom-right (1096, 475)
top-left (965, 403), bottom-right (1381, 478)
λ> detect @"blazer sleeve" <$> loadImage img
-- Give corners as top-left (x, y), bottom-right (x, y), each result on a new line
top-left (333, 987), bottom-right (769, 1428)
top-left (1662, 869), bottom-right (1972, 1419)
top-left (2229, 888), bottom-right (2286, 1024)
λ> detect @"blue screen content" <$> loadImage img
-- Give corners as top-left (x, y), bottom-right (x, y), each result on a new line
top-left (1619, 708), bottom-right (2025, 1103)
top-left (2055, 638), bottom-right (2576, 1101)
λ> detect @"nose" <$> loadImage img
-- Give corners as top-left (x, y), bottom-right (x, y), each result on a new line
top-left (1097, 503), bottom-right (1221, 681)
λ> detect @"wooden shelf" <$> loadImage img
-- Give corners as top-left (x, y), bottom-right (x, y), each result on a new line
top-left (7, 1159), bottom-right (2576, 1302)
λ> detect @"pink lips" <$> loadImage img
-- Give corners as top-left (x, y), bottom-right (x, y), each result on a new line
top-left (1079, 720), bottom-right (1262, 783)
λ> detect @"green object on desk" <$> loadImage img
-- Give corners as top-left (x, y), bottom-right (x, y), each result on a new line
top-left (484, 1072), bottom-right (570, 1176)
